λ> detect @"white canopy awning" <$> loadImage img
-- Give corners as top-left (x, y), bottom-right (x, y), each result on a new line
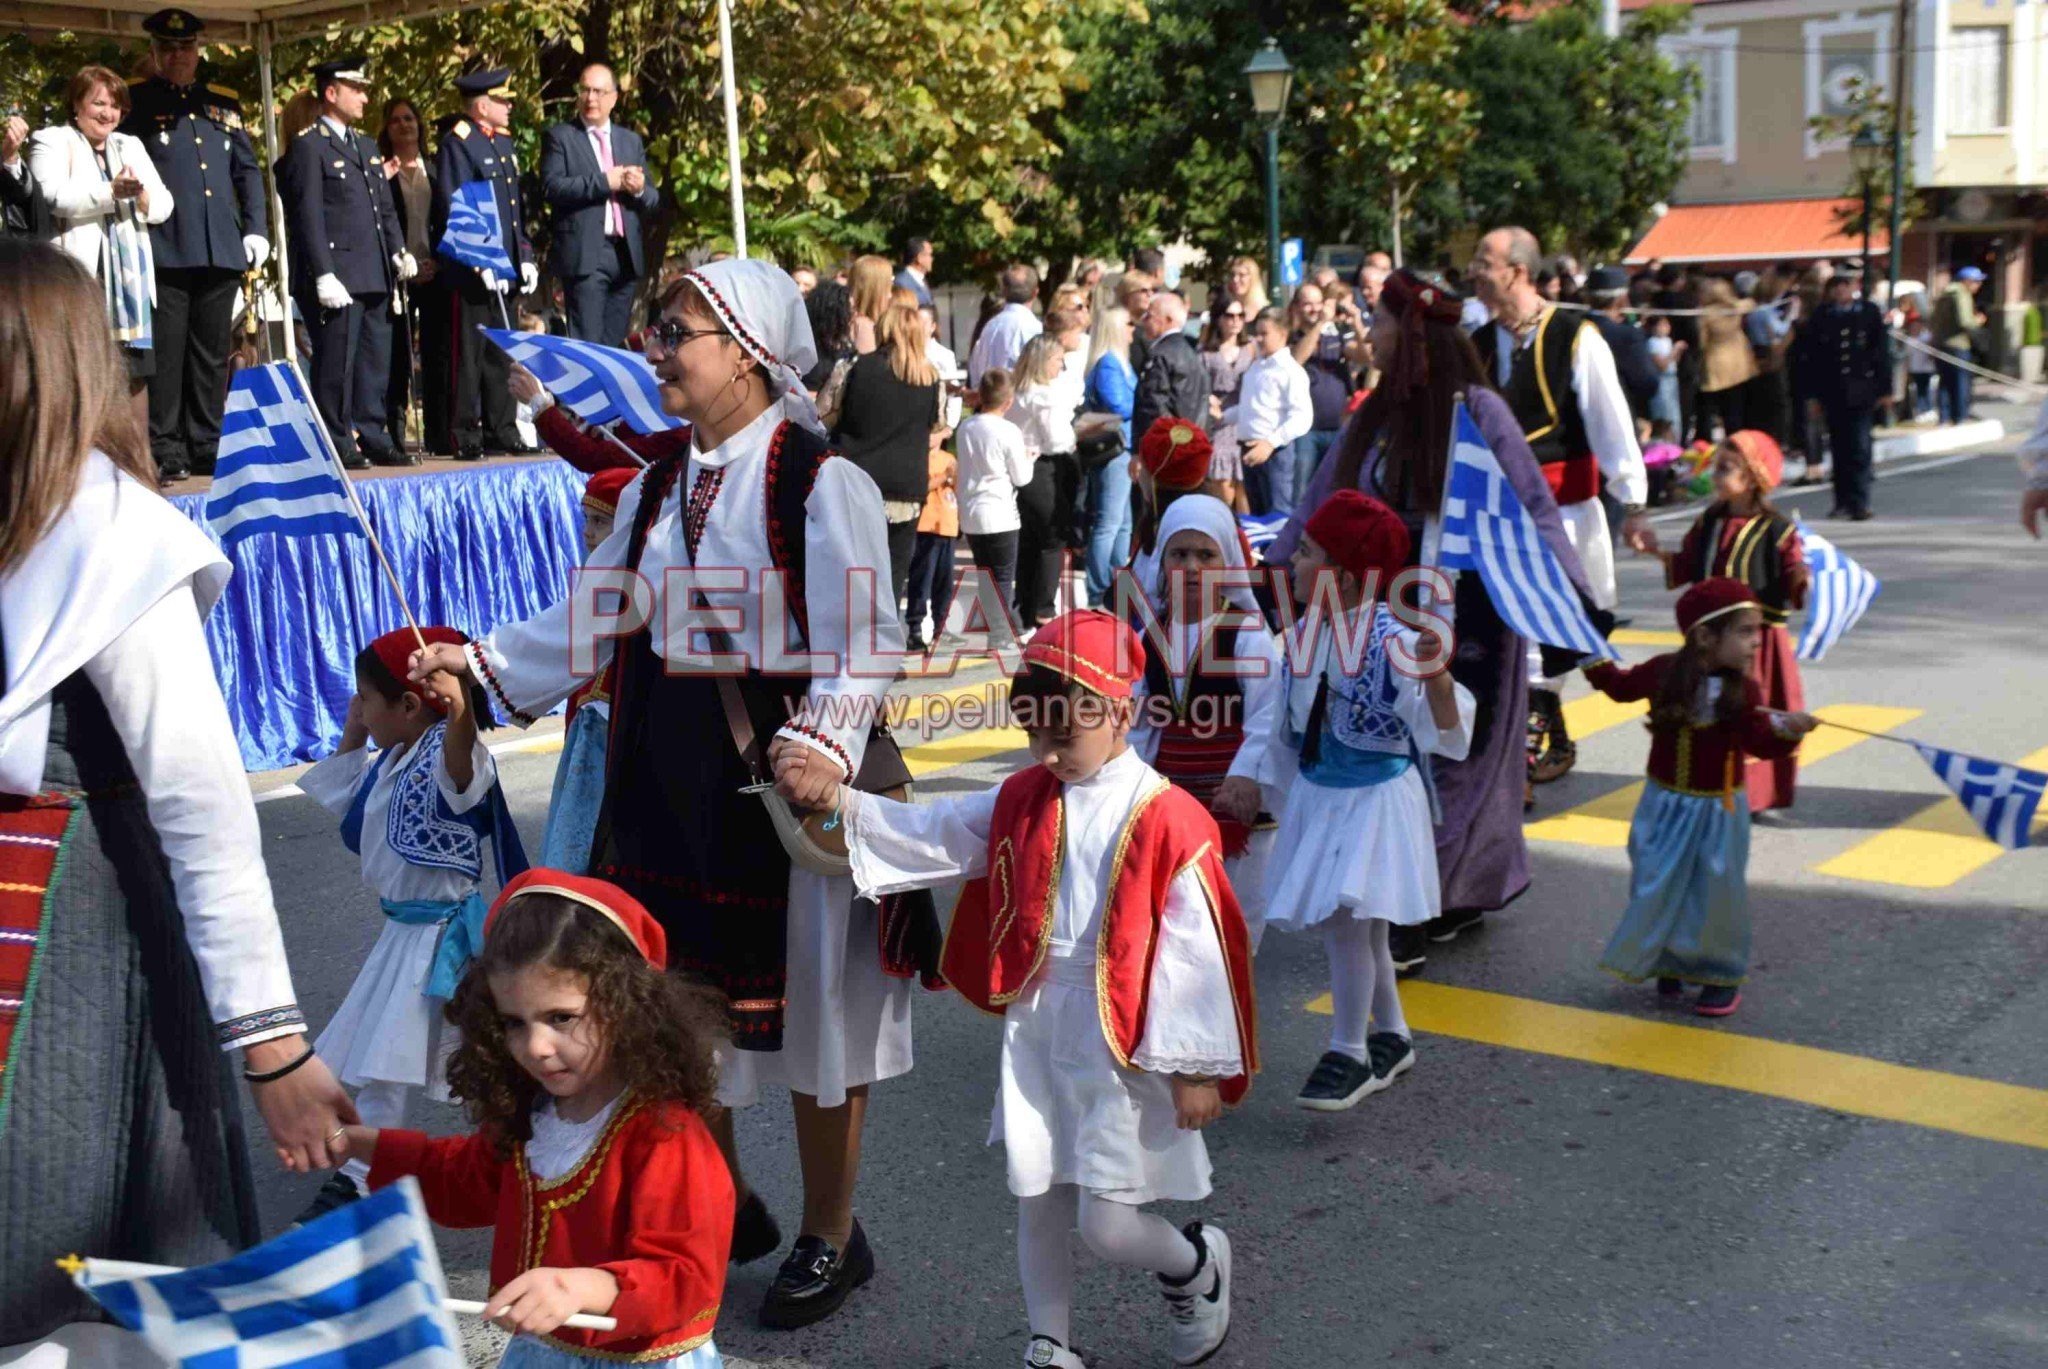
top-left (0, 0), bottom-right (497, 47)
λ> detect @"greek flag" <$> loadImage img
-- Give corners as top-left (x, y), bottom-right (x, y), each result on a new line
top-left (1913, 744), bottom-right (2047, 850)
top-left (72, 1178), bottom-right (464, 1366)
top-left (482, 328), bottom-right (682, 435)
top-left (206, 363), bottom-right (363, 548)
top-left (438, 179), bottom-right (515, 278)
top-left (1437, 402), bottom-right (1618, 661)
top-left (1239, 511), bottom-right (1288, 560)
top-left (1795, 518), bottom-right (1880, 662)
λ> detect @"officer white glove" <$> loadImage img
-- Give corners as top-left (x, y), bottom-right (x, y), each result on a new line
top-left (314, 273), bottom-right (353, 310)
top-left (519, 261), bottom-right (538, 295)
top-left (393, 251), bottom-right (418, 282)
top-left (481, 269), bottom-right (507, 294)
top-left (243, 235), bottom-right (270, 270)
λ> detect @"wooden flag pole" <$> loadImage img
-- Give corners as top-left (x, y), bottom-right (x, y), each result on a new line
top-left (1769, 710), bottom-right (1918, 748)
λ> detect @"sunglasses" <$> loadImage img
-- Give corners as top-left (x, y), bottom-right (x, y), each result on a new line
top-left (647, 320), bottom-right (730, 351)
top-left (1222, 309), bottom-right (1245, 318)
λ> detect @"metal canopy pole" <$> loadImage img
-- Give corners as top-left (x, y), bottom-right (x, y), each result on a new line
top-left (716, 0), bottom-right (747, 258)
top-left (256, 22), bottom-right (295, 360)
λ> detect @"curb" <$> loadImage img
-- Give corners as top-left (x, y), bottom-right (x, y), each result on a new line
top-left (1871, 417), bottom-right (2004, 463)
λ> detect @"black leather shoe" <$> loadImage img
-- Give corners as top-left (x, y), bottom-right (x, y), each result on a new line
top-left (366, 443), bottom-right (420, 468)
top-left (731, 1191), bottom-right (782, 1265)
top-left (156, 461), bottom-right (191, 485)
top-left (759, 1220), bottom-right (873, 1330)
top-left (455, 446), bottom-right (483, 463)
top-left (340, 451), bottom-right (371, 471)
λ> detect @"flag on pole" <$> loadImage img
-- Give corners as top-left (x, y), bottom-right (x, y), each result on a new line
top-left (438, 180), bottom-right (515, 278)
top-left (1794, 517), bottom-right (1880, 662)
top-left (71, 1177), bottom-right (464, 1367)
top-left (1238, 511), bottom-right (1288, 559)
top-left (1912, 744), bottom-right (2046, 850)
top-left (206, 363), bottom-right (364, 548)
top-left (1437, 402), bottom-right (1619, 661)
top-left (481, 328), bottom-right (682, 435)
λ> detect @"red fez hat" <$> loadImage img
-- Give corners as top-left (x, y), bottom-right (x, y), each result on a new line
top-left (1302, 489), bottom-right (1412, 590)
top-left (1136, 417), bottom-right (1212, 492)
top-left (368, 626), bottom-right (469, 711)
top-left (1019, 609), bottom-right (1147, 699)
top-left (486, 868), bottom-right (667, 969)
top-left (1723, 429), bottom-right (1784, 492)
top-left (1675, 578), bottom-right (1760, 636)
top-left (583, 467), bottom-right (637, 518)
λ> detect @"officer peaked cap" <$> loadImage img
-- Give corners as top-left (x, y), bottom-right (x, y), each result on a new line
top-left (454, 68), bottom-right (513, 100)
top-left (142, 7), bottom-right (204, 38)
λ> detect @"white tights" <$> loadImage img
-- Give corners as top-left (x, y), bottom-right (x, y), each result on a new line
top-left (1323, 914), bottom-right (1408, 1061)
top-left (1016, 1185), bottom-right (1200, 1346)
top-left (343, 1079), bottom-right (412, 1192)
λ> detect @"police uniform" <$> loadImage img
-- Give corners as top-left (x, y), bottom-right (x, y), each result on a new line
top-left (279, 58), bottom-right (411, 467)
top-left (1795, 271), bottom-right (1889, 520)
top-left (431, 68), bottom-right (534, 459)
top-left (121, 8), bottom-right (270, 479)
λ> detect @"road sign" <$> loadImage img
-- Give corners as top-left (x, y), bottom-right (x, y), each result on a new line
top-left (1281, 238), bottom-right (1305, 288)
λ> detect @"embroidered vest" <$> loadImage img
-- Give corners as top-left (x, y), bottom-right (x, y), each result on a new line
top-left (339, 722), bottom-right (529, 887)
top-left (1475, 311), bottom-right (1600, 505)
top-left (1694, 509), bottom-right (1795, 625)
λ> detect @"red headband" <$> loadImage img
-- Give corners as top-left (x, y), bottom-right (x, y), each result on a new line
top-left (369, 626), bottom-right (469, 711)
top-left (1019, 609), bottom-right (1146, 699)
top-left (486, 868), bottom-right (667, 969)
top-left (1376, 270), bottom-right (1468, 403)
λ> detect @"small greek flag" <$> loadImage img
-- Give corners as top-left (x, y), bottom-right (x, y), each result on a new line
top-left (481, 328), bottom-right (681, 435)
top-left (1438, 402), bottom-right (1618, 661)
top-left (1913, 744), bottom-right (2047, 850)
top-left (438, 179), bottom-right (515, 278)
top-left (1238, 511), bottom-right (1288, 559)
top-left (206, 363), bottom-right (363, 548)
top-left (1795, 518), bottom-right (1880, 662)
top-left (72, 1178), bottom-right (464, 1366)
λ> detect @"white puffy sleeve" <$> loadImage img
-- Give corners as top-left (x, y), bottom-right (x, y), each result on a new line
top-left (81, 582), bottom-right (303, 1050)
top-left (840, 785), bottom-right (998, 901)
top-left (1131, 862), bottom-right (1244, 1077)
top-left (1570, 323), bottom-right (1648, 506)
top-left (299, 744), bottom-right (373, 817)
top-left (1389, 626), bottom-right (1475, 763)
top-left (435, 728), bottom-right (497, 815)
top-left (1224, 624), bottom-right (1285, 785)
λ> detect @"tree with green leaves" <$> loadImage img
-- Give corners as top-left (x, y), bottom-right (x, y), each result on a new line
top-left (1808, 74), bottom-right (1916, 245)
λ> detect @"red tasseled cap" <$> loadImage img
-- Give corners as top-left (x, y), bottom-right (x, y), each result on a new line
top-left (486, 868), bottom-right (667, 969)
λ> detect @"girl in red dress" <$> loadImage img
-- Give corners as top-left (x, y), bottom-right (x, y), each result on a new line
top-left (339, 870), bottom-right (734, 1367)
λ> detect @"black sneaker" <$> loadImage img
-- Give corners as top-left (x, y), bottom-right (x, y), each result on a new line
top-left (1388, 923), bottom-right (1428, 976)
top-left (731, 1190), bottom-right (782, 1265)
top-left (758, 1220), bottom-right (874, 1329)
top-left (1426, 907), bottom-right (1484, 944)
top-left (290, 1172), bottom-right (362, 1228)
top-left (1366, 1031), bottom-right (1414, 1085)
top-left (1295, 1050), bottom-right (1383, 1112)
top-left (1656, 976), bottom-right (1684, 998)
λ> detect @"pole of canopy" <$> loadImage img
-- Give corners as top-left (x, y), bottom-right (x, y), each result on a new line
top-left (256, 23), bottom-right (295, 361)
top-left (716, 0), bottom-right (747, 258)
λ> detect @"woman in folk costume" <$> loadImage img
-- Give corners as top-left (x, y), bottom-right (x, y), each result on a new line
top-left (1129, 493), bottom-right (1285, 947)
top-left (292, 626), bottom-right (526, 1224)
top-left (1270, 269), bottom-right (1596, 975)
top-left (1259, 490), bottom-right (1475, 1111)
top-left (772, 610), bottom-right (1257, 1369)
top-left (1640, 429), bottom-right (1807, 814)
top-left (0, 239), bottom-right (352, 1361)
top-left (410, 258), bottom-right (937, 1330)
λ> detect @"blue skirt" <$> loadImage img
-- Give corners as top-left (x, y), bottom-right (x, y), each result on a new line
top-left (1599, 781), bottom-right (1752, 987)
top-left (499, 1334), bottom-right (722, 1368)
top-left (539, 704), bottom-right (608, 874)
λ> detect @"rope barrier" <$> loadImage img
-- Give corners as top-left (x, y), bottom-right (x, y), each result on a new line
top-left (1886, 329), bottom-right (2048, 397)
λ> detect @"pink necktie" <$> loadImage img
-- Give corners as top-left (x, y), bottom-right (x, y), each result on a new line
top-left (596, 127), bottom-right (623, 237)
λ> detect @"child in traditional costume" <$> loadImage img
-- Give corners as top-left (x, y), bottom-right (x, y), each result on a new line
top-left (1125, 417), bottom-right (1215, 607)
top-left (1644, 430), bottom-right (1809, 815)
top-left (295, 626), bottom-right (527, 1222)
top-left (1582, 579), bottom-right (1816, 1017)
top-left (1131, 493), bottom-right (1284, 948)
top-left (772, 610), bottom-right (1257, 1369)
top-left (342, 870), bottom-right (734, 1367)
top-left (537, 468), bottom-right (637, 871)
top-left (1257, 490), bottom-right (1474, 1111)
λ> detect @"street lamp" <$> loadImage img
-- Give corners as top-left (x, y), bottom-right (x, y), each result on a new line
top-left (1243, 38), bottom-right (1295, 297)
top-left (1850, 122), bottom-right (1886, 301)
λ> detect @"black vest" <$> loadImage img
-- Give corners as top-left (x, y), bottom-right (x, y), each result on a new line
top-left (1473, 310), bottom-right (1599, 503)
top-left (1693, 507), bottom-right (1796, 624)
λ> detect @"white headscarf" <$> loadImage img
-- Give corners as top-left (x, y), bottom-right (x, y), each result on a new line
top-left (683, 258), bottom-right (826, 435)
top-left (1151, 493), bottom-right (1260, 616)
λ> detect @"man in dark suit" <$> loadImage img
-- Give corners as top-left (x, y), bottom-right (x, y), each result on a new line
top-left (279, 56), bottom-right (414, 468)
top-left (1, 114), bottom-right (34, 235)
top-left (540, 63), bottom-right (657, 346)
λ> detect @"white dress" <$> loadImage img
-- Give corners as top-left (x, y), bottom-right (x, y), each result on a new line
top-left (1259, 605), bottom-right (1475, 933)
top-left (300, 723), bottom-right (497, 1094)
top-left (841, 749), bottom-right (1243, 1204)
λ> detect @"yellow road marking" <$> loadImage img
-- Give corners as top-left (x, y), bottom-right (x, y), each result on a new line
top-left (1306, 982), bottom-right (2048, 1151)
top-left (1559, 691), bottom-right (1648, 742)
top-left (1609, 628), bottom-right (1684, 647)
top-left (1527, 704), bottom-right (1922, 849)
top-left (1815, 743), bottom-right (2048, 889)
top-left (905, 727), bottom-right (1029, 776)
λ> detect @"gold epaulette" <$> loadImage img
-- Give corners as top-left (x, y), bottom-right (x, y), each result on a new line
top-left (207, 82), bottom-right (242, 101)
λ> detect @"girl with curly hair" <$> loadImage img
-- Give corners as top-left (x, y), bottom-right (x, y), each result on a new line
top-left (338, 870), bottom-right (735, 1367)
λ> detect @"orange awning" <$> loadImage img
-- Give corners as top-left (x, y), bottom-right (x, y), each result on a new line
top-left (1623, 199), bottom-right (1889, 266)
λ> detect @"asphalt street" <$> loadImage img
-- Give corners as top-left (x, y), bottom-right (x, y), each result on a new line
top-left (240, 410), bottom-right (2047, 1368)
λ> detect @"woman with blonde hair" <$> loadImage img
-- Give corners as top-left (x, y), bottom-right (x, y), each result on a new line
top-left (0, 237), bottom-right (353, 1354)
top-left (848, 252), bottom-right (895, 354)
top-left (1081, 303), bottom-right (1138, 603)
top-left (1005, 332), bottom-right (1081, 626)
top-left (836, 299), bottom-right (945, 602)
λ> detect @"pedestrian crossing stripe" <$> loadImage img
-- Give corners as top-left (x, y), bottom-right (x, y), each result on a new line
top-left (1525, 704), bottom-right (1922, 849)
top-left (1306, 982), bottom-right (2048, 1151)
top-left (1814, 744), bottom-right (2048, 889)
top-left (1607, 628), bottom-right (1684, 647)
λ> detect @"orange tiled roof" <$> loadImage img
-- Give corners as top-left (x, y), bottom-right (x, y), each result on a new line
top-left (1623, 198), bottom-right (1890, 266)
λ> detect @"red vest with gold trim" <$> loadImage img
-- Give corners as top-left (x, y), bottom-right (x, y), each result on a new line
top-left (939, 763), bottom-right (1260, 1103)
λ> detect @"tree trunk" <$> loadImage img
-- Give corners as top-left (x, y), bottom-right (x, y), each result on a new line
top-left (1391, 183), bottom-right (1405, 269)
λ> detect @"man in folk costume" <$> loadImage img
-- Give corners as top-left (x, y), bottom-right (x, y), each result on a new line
top-left (1467, 226), bottom-right (1648, 792)
top-left (411, 259), bottom-right (934, 1330)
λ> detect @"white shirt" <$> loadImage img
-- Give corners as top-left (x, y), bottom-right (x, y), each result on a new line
top-left (1008, 384), bottom-right (1076, 458)
top-left (954, 412), bottom-right (1035, 536)
top-left (1499, 310), bottom-right (1647, 507)
top-left (1227, 348), bottom-right (1315, 448)
top-left (299, 726), bottom-right (499, 904)
top-left (527, 1094), bottom-right (622, 1181)
top-left (927, 337), bottom-right (964, 429)
top-left (968, 303), bottom-right (1043, 387)
top-left (1129, 614), bottom-right (1286, 787)
top-left (583, 120), bottom-right (624, 236)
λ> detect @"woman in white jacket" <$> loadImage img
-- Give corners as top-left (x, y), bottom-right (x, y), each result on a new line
top-left (28, 64), bottom-right (171, 418)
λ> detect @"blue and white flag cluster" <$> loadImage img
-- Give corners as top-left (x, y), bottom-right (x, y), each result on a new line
top-left (1238, 511), bottom-right (1288, 559)
top-left (1913, 744), bottom-right (2046, 850)
top-left (437, 180), bottom-right (515, 278)
top-left (481, 328), bottom-right (681, 435)
top-left (73, 1178), bottom-right (464, 1367)
top-left (205, 363), bottom-right (362, 549)
top-left (1794, 518), bottom-right (1880, 662)
top-left (1437, 402), bottom-right (1618, 661)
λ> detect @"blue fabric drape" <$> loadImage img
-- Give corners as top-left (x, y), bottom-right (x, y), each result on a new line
top-left (169, 461), bottom-right (586, 771)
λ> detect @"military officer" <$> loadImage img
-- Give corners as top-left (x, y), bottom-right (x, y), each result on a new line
top-left (431, 67), bottom-right (536, 461)
top-left (279, 56), bottom-right (416, 469)
top-left (1796, 264), bottom-right (1890, 522)
top-left (121, 7), bottom-right (271, 480)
